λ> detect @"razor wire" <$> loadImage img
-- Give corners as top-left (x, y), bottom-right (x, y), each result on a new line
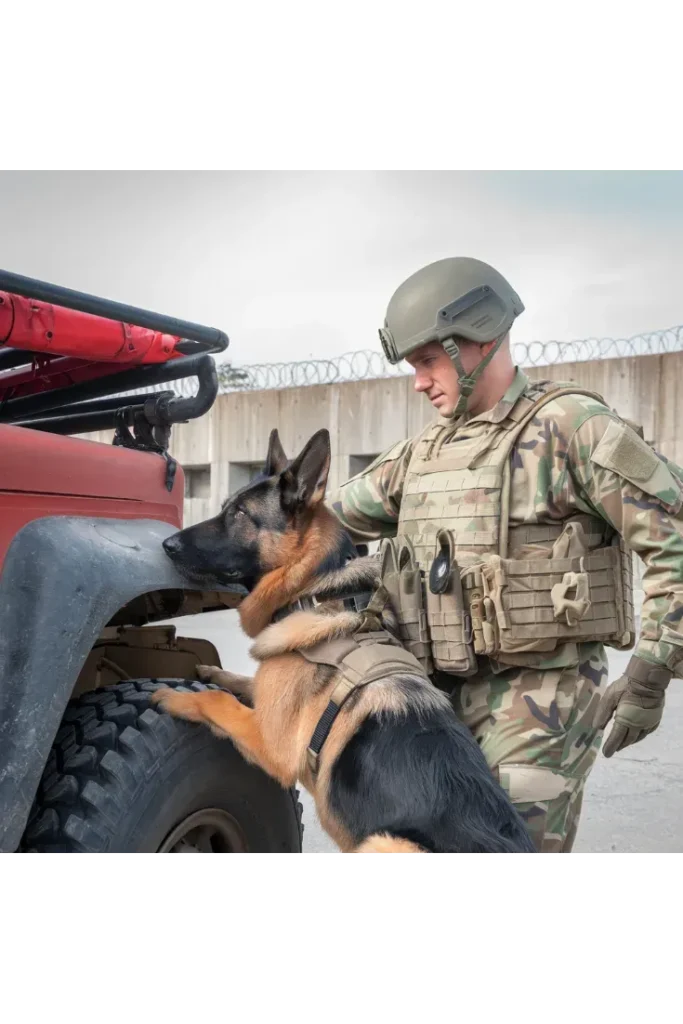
top-left (132, 324), bottom-right (683, 399)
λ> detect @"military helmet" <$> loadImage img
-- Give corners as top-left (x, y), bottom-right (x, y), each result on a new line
top-left (378, 257), bottom-right (525, 417)
top-left (379, 257), bottom-right (524, 365)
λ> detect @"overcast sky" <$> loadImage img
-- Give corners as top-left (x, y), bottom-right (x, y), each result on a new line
top-left (1, 171), bottom-right (681, 366)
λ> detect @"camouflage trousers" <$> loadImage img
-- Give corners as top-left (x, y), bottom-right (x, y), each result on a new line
top-left (448, 644), bottom-right (608, 852)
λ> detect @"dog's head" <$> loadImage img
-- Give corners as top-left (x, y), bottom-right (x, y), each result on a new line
top-left (163, 427), bottom-right (337, 589)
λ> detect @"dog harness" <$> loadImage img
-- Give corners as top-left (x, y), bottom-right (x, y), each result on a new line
top-left (271, 575), bottom-right (429, 775)
top-left (297, 621), bottom-right (429, 775)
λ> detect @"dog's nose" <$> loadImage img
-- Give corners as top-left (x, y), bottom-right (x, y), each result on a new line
top-left (163, 534), bottom-right (182, 557)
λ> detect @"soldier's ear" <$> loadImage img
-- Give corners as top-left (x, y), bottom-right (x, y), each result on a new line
top-left (280, 429), bottom-right (331, 512)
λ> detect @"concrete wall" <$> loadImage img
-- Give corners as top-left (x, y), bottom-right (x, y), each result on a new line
top-left (83, 350), bottom-right (683, 530)
top-left (84, 375), bottom-right (435, 525)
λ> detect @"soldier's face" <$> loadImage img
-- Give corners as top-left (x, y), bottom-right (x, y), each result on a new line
top-left (407, 341), bottom-right (484, 415)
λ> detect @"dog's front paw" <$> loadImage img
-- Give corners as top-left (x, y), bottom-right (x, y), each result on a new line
top-left (196, 663), bottom-right (219, 683)
top-left (151, 687), bottom-right (203, 722)
top-left (196, 664), bottom-right (248, 695)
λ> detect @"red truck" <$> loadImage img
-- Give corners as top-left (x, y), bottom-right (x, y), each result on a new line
top-left (0, 270), bottom-right (302, 852)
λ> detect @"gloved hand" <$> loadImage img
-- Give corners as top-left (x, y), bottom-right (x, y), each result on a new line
top-left (595, 655), bottom-right (671, 758)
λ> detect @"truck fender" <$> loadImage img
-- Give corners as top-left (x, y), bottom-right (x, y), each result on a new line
top-left (0, 516), bottom-right (244, 851)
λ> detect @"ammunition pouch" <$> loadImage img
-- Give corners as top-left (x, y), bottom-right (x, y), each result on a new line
top-left (424, 530), bottom-right (478, 676)
top-left (379, 519), bottom-right (635, 678)
top-left (380, 538), bottom-right (433, 675)
top-left (378, 532), bottom-right (483, 677)
top-left (461, 537), bottom-right (635, 667)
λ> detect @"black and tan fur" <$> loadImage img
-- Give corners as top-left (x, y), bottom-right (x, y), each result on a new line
top-left (154, 428), bottom-right (536, 853)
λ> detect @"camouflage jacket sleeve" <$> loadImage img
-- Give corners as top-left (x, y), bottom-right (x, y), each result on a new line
top-left (326, 438), bottom-right (415, 544)
top-left (565, 412), bottom-right (683, 672)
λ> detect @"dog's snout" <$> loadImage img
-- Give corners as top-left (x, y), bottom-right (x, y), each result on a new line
top-left (163, 534), bottom-right (182, 557)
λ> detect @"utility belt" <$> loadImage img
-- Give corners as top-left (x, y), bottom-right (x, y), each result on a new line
top-left (376, 520), bottom-right (635, 677)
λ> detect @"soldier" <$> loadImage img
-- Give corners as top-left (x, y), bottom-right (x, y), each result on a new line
top-left (327, 257), bottom-right (683, 852)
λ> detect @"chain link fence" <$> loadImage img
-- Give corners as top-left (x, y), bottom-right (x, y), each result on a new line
top-left (138, 324), bottom-right (683, 398)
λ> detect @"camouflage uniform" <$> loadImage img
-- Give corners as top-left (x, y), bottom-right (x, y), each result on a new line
top-left (328, 368), bottom-right (683, 851)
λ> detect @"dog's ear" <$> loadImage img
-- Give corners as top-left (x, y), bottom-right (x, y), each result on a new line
top-left (281, 429), bottom-right (331, 512)
top-left (265, 429), bottom-right (289, 477)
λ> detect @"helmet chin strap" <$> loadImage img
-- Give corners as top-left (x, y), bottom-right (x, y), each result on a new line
top-left (441, 334), bottom-right (507, 419)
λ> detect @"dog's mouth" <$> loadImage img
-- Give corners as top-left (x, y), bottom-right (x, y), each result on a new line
top-left (162, 541), bottom-right (244, 584)
top-left (179, 562), bottom-right (243, 584)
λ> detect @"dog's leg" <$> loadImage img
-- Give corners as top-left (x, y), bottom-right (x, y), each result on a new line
top-left (196, 664), bottom-right (254, 699)
top-left (151, 688), bottom-right (279, 780)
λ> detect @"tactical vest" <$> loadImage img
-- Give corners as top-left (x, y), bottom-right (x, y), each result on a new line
top-left (379, 379), bottom-right (636, 677)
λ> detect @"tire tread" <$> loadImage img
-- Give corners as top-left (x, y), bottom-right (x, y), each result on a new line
top-left (22, 678), bottom-right (303, 853)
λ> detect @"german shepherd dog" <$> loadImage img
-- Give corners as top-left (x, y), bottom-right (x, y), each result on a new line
top-left (153, 428), bottom-right (536, 853)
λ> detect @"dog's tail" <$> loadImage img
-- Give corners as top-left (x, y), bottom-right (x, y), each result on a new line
top-left (355, 833), bottom-right (426, 853)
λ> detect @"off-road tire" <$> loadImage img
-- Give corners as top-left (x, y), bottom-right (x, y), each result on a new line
top-left (21, 678), bottom-right (304, 853)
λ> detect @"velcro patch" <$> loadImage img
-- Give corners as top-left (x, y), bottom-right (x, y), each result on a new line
top-left (592, 418), bottom-right (657, 482)
top-left (591, 419), bottom-right (682, 512)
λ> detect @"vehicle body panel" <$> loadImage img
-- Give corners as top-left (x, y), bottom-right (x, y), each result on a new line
top-left (0, 515), bottom-right (243, 851)
top-left (0, 423), bottom-right (184, 566)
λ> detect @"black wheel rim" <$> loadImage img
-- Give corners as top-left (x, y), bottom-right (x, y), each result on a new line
top-left (158, 808), bottom-right (249, 853)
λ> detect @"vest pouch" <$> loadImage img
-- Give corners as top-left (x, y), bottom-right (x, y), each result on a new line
top-left (477, 539), bottom-right (635, 662)
top-left (425, 530), bottom-right (478, 676)
top-left (379, 538), bottom-right (433, 675)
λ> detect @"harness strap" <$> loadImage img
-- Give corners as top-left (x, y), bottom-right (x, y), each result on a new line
top-left (304, 639), bottom-right (428, 775)
top-left (307, 675), bottom-right (362, 774)
top-left (272, 593), bottom-right (363, 623)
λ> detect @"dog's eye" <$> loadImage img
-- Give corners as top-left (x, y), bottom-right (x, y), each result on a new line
top-left (235, 508), bottom-right (246, 519)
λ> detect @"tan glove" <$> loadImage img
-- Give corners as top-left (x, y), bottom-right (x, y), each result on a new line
top-left (595, 655), bottom-right (671, 758)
